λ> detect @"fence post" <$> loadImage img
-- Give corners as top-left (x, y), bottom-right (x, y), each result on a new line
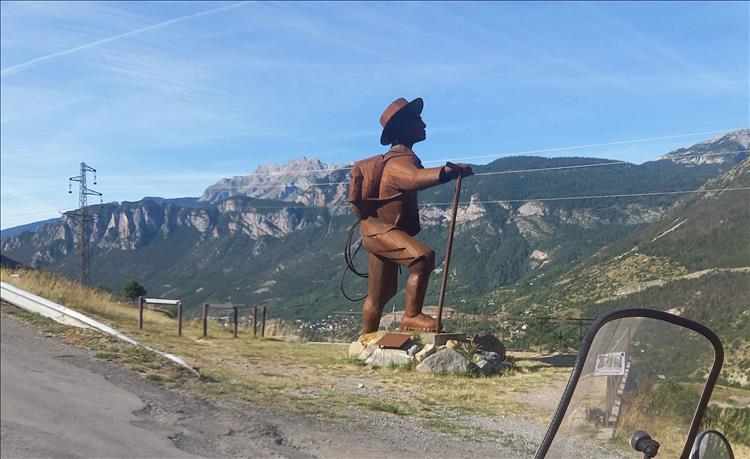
top-left (203, 303), bottom-right (208, 338)
top-left (233, 305), bottom-right (238, 338)
top-left (261, 306), bottom-right (266, 338)
top-left (538, 318), bottom-right (544, 354)
top-left (253, 305), bottom-right (258, 337)
top-left (138, 296), bottom-right (144, 329)
top-left (177, 301), bottom-right (183, 336)
top-left (578, 319), bottom-right (584, 347)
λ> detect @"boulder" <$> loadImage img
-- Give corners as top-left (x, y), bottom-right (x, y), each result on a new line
top-left (406, 342), bottom-right (423, 356)
top-left (472, 351), bottom-right (505, 376)
top-left (348, 340), bottom-right (366, 358)
top-left (445, 339), bottom-right (461, 350)
top-left (365, 348), bottom-right (414, 368)
top-left (416, 348), bottom-right (469, 374)
top-left (349, 331), bottom-right (387, 359)
top-left (356, 344), bottom-right (378, 361)
top-left (415, 344), bottom-right (436, 362)
top-left (470, 333), bottom-right (506, 360)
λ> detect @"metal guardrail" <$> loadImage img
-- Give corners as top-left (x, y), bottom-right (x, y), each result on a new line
top-left (1, 282), bottom-right (199, 376)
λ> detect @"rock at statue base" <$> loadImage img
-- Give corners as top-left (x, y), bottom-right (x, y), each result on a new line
top-left (357, 344), bottom-right (379, 361)
top-left (349, 331), bottom-right (388, 359)
top-left (406, 342), bottom-right (422, 356)
top-left (416, 348), bottom-right (469, 374)
top-left (415, 344), bottom-right (435, 362)
top-left (348, 340), bottom-right (366, 358)
top-left (470, 333), bottom-right (506, 361)
top-left (473, 351), bottom-right (505, 376)
top-left (365, 348), bottom-right (414, 368)
top-left (445, 339), bottom-right (462, 350)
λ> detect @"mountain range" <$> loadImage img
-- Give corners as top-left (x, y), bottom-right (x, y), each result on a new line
top-left (2, 130), bottom-right (748, 333)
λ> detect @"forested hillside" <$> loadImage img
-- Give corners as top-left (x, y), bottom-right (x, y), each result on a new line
top-left (2, 132), bottom-right (747, 325)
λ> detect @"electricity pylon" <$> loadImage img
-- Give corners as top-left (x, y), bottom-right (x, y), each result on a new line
top-left (68, 162), bottom-right (102, 286)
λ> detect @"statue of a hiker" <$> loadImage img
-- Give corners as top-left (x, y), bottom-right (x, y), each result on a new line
top-left (348, 97), bottom-right (472, 334)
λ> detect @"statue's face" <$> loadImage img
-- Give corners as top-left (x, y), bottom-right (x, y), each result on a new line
top-left (400, 113), bottom-right (427, 144)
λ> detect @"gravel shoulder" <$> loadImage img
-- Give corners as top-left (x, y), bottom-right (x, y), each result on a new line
top-left (1, 310), bottom-right (548, 458)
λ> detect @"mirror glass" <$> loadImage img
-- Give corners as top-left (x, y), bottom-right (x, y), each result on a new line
top-left (692, 431), bottom-right (734, 459)
top-left (544, 316), bottom-right (716, 458)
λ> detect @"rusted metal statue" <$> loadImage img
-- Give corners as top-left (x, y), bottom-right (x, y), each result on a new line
top-left (349, 97), bottom-right (472, 334)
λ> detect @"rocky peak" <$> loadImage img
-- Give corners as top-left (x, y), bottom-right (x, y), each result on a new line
top-left (658, 128), bottom-right (749, 165)
top-left (200, 156), bottom-right (347, 204)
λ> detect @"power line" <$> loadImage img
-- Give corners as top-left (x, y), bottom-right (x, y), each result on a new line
top-left (421, 129), bottom-right (747, 164)
top-left (473, 161), bottom-right (630, 176)
top-left (187, 186), bottom-right (750, 210)
top-left (211, 129), bottom-right (745, 178)
top-left (420, 187), bottom-right (750, 207)
top-left (204, 150), bottom-right (748, 189)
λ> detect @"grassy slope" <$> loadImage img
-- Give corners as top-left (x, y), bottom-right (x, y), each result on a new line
top-left (0, 267), bottom-right (570, 448)
top-left (487, 159), bottom-right (750, 387)
top-left (4, 267), bottom-right (747, 454)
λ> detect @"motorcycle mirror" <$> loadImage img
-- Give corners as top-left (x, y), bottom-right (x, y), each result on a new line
top-left (691, 430), bottom-right (734, 459)
top-left (534, 308), bottom-right (724, 459)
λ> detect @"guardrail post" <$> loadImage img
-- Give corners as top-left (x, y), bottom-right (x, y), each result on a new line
top-left (138, 296), bottom-right (144, 329)
top-left (261, 306), bottom-right (266, 338)
top-left (203, 303), bottom-right (208, 338)
top-left (253, 305), bottom-right (258, 337)
top-left (177, 301), bottom-right (183, 336)
top-left (233, 305), bottom-right (238, 338)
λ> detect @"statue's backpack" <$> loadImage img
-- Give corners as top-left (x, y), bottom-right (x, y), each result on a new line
top-left (348, 154), bottom-right (386, 220)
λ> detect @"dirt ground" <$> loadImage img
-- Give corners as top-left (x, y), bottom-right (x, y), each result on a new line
top-left (0, 307), bottom-right (570, 458)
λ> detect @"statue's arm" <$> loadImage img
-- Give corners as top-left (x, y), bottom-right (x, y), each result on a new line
top-left (384, 156), bottom-right (448, 192)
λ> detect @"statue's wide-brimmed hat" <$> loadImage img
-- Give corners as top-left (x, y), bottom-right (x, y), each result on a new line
top-left (379, 97), bottom-right (423, 145)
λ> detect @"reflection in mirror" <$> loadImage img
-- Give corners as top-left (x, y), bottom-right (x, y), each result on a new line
top-left (691, 430), bottom-right (734, 459)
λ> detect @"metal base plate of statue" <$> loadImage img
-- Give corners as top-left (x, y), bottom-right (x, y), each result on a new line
top-left (375, 332), bottom-right (412, 349)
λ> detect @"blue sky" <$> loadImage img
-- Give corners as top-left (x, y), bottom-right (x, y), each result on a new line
top-left (1, 1), bottom-right (748, 229)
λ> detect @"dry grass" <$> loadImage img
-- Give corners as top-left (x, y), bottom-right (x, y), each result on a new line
top-left (1, 267), bottom-right (569, 437)
top-left (1, 268), bottom-right (174, 328)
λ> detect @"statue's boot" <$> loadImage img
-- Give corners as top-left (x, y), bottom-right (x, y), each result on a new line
top-left (400, 313), bottom-right (438, 332)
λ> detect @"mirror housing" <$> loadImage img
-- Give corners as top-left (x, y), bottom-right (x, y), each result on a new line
top-left (691, 430), bottom-right (734, 459)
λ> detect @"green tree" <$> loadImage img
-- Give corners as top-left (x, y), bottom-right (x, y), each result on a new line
top-left (122, 279), bottom-right (146, 300)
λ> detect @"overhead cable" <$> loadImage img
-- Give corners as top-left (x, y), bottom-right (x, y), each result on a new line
top-left (204, 151), bottom-right (747, 189)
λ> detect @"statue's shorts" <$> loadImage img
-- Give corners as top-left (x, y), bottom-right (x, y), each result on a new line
top-left (361, 228), bottom-right (434, 300)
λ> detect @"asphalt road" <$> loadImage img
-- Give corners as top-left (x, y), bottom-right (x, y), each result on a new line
top-left (0, 313), bottom-right (309, 459)
top-left (0, 310), bottom-right (531, 459)
top-left (1, 315), bottom-right (202, 458)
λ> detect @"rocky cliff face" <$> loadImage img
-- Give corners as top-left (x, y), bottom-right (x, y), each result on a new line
top-left (1, 198), bottom-right (328, 269)
top-left (658, 128), bottom-right (749, 165)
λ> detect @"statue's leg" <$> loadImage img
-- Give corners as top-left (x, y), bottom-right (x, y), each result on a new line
top-left (361, 253), bottom-right (397, 334)
top-left (361, 228), bottom-right (437, 332)
top-left (400, 249), bottom-right (437, 332)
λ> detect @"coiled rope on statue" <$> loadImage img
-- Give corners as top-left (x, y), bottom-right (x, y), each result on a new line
top-left (341, 219), bottom-right (368, 302)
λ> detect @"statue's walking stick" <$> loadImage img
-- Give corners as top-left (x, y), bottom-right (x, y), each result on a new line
top-left (436, 174), bottom-right (463, 333)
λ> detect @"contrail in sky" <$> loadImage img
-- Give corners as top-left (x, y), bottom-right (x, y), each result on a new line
top-left (0, 1), bottom-right (251, 77)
